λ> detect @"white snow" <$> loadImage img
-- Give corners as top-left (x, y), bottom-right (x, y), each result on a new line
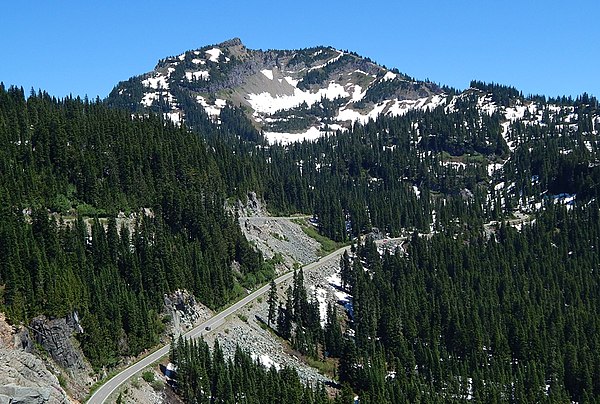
top-left (247, 82), bottom-right (349, 115)
top-left (141, 92), bottom-right (159, 107)
top-left (309, 51), bottom-right (344, 71)
top-left (142, 74), bottom-right (169, 90)
top-left (350, 85), bottom-right (365, 102)
top-left (382, 71), bottom-right (397, 81)
top-left (260, 69), bottom-right (274, 80)
top-left (196, 96), bottom-right (227, 117)
top-left (251, 353), bottom-right (281, 371)
top-left (284, 76), bottom-right (299, 87)
top-left (165, 111), bottom-right (182, 125)
top-left (551, 193), bottom-right (576, 207)
top-left (205, 48), bottom-right (222, 62)
top-left (185, 71), bottom-right (209, 81)
top-left (334, 290), bottom-right (351, 302)
top-left (477, 95), bottom-right (497, 115)
top-left (192, 58), bottom-right (206, 65)
top-left (264, 126), bottom-right (324, 145)
top-left (487, 162), bottom-right (504, 177)
top-left (413, 185), bottom-right (421, 199)
top-left (337, 101), bottom-right (391, 125)
top-left (327, 273), bottom-right (342, 288)
top-left (501, 122), bottom-right (516, 152)
top-left (310, 286), bottom-right (328, 327)
top-left (441, 161), bottom-right (467, 169)
top-left (353, 69), bottom-right (375, 77)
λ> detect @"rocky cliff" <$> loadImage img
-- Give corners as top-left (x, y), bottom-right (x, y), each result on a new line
top-left (0, 313), bottom-right (70, 404)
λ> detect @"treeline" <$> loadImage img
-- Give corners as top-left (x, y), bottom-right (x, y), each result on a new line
top-left (0, 84), bottom-right (265, 369)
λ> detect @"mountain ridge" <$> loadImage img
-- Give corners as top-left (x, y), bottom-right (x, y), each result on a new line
top-left (106, 38), bottom-right (444, 143)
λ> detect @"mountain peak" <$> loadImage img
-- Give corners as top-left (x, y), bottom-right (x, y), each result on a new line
top-left (107, 40), bottom-right (443, 143)
top-left (219, 37), bottom-right (243, 48)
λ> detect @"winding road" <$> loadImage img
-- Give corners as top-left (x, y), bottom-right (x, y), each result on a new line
top-left (86, 242), bottom-right (349, 403)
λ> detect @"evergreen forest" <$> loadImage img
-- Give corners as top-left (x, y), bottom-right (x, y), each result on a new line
top-left (1, 79), bottom-right (600, 402)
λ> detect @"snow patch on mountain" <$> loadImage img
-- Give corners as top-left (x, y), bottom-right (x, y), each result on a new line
top-left (142, 75), bottom-right (169, 90)
top-left (260, 69), bottom-right (274, 80)
top-left (205, 48), bottom-right (222, 62)
top-left (350, 85), bottom-right (365, 102)
top-left (383, 71), bottom-right (398, 81)
top-left (284, 76), bottom-right (299, 87)
top-left (141, 92), bottom-right (159, 107)
top-left (310, 286), bottom-right (328, 327)
top-left (335, 94), bottom-right (446, 126)
top-left (247, 82), bottom-right (349, 115)
top-left (165, 111), bottom-right (183, 125)
top-left (264, 126), bottom-right (324, 145)
top-left (309, 50), bottom-right (344, 71)
top-left (197, 96), bottom-right (227, 117)
top-left (185, 71), bottom-right (209, 81)
top-left (251, 353), bottom-right (281, 371)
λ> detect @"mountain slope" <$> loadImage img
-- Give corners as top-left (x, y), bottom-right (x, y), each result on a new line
top-left (106, 38), bottom-right (444, 143)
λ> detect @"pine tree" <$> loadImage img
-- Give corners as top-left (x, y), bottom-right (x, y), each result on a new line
top-left (267, 280), bottom-right (278, 326)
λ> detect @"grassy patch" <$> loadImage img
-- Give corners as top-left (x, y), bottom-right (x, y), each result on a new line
top-left (57, 373), bottom-right (67, 389)
top-left (270, 232), bottom-right (289, 242)
top-left (151, 379), bottom-right (165, 391)
top-left (298, 221), bottom-right (345, 255)
top-left (141, 370), bottom-right (154, 383)
top-left (304, 357), bottom-right (337, 378)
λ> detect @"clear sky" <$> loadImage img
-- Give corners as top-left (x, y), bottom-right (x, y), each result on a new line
top-left (2, 1), bottom-right (598, 100)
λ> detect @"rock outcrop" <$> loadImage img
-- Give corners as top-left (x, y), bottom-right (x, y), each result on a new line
top-left (0, 313), bottom-right (70, 403)
top-left (164, 290), bottom-right (212, 338)
top-left (29, 312), bottom-right (85, 372)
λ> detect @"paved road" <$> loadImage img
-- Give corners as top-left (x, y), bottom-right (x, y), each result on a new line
top-left (86, 244), bottom-right (348, 403)
top-left (241, 215), bottom-right (312, 221)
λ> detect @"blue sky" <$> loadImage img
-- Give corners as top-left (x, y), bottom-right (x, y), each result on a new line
top-left (2, 1), bottom-right (598, 99)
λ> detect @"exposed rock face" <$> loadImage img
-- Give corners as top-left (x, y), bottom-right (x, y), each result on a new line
top-left (164, 290), bottom-right (213, 339)
top-left (29, 313), bottom-right (85, 372)
top-left (0, 349), bottom-right (69, 403)
top-left (232, 191), bottom-right (267, 217)
top-left (0, 314), bottom-right (70, 404)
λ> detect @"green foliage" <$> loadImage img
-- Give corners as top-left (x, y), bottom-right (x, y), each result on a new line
top-left (171, 337), bottom-right (332, 403)
top-left (267, 280), bottom-right (278, 326)
top-left (299, 222), bottom-right (345, 254)
top-left (0, 86), bottom-right (265, 370)
top-left (150, 379), bottom-right (164, 391)
top-left (338, 204), bottom-right (600, 402)
top-left (57, 373), bottom-right (67, 389)
top-left (470, 80), bottom-right (521, 106)
top-left (141, 370), bottom-right (154, 383)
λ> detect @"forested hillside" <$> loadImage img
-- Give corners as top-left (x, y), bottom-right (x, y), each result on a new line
top-left (334, 205), bottom-right (600, 402)
top-left (1, 66), bottom-right (600, 403)
top-left (0, 84), bottom-right (265, 368)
